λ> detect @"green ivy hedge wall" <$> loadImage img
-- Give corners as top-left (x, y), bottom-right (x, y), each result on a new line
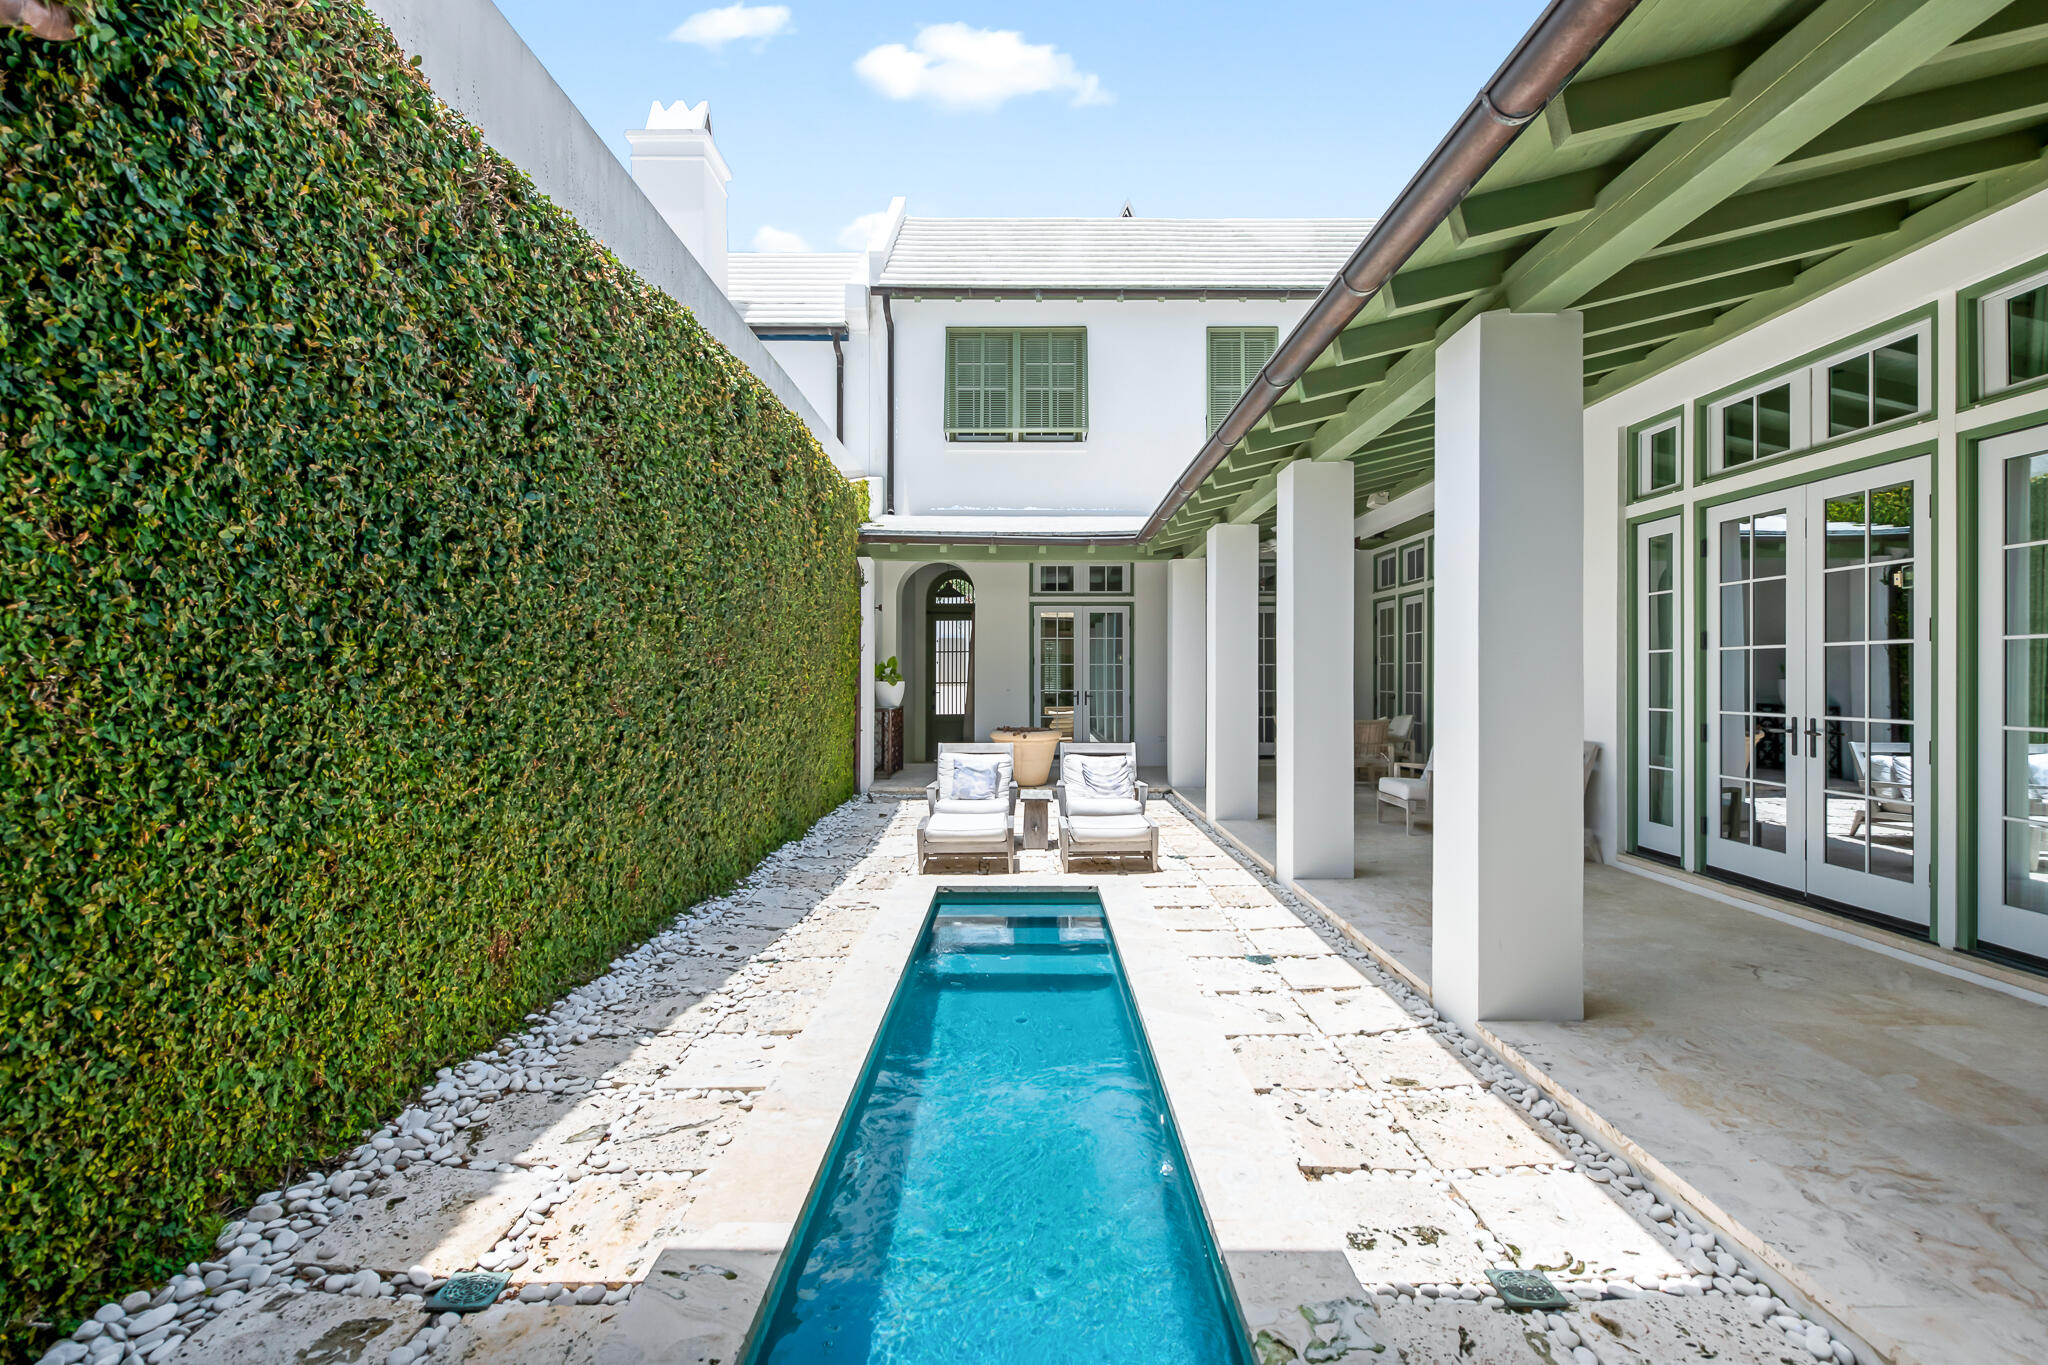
top-left (0, 1), bottom-right (863, 1352)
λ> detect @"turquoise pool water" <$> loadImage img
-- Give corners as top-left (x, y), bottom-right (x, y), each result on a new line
top-left (748, 890), bottom-right (1249, 1364)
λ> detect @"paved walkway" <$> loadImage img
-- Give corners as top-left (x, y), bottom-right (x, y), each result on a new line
top-left (45, 796), bottom-right (1869, 1365)
top-left (1191, 770), bottom-right (2048, 1365)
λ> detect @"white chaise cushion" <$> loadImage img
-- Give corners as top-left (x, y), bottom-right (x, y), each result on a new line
top-left (1378, 776), bottom-right (1429, 802)
top-left (1065, 753), bottom-right (1135, 799)
top-left (935, 797), bottom-right (1007, 816)
top-left (921, 812), bottom-right (1013, 848)
top-left (1064, 813), bottom-right (1153, 844)
top-left (938, 752), bottom-right (1011, 801)
top-left (1064, 795), bottom-right (1142, 818)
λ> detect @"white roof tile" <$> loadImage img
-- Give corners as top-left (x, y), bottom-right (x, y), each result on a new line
top-left (877, 217), bottom-right (1373, 292)
top-left (725, 253), bottom-right (864, 328)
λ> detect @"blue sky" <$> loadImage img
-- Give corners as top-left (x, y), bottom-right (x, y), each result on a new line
top-left (493, 1), bottom-right (1552, 253)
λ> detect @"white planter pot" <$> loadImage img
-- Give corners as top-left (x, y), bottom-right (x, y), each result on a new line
top-left (874, 680), bottom-right (906, 709)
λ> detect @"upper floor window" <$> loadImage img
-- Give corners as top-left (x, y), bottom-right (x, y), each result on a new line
top-left (1982, 267), bottom-right (2048, 396)
top-left (945, 329), bottom-right (1087, 441)
top-left (1706, 319), bottom-right (1930, 473)
top-left (1635, 417), bottom-right (1681, 496)
top-left (1036, 563), bottom-right (1129, 594)
top-left (1373, 550), bottom-right (1397, 592)
top-left (1208, 327), bottom-right (1278, 436)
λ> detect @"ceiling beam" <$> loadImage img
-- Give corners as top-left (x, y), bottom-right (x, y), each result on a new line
top-left (1583, 308), bottom-right (1725, 359)
top-left (1588, 146), bottom-right (2048, 400)
top-left (1582, 205), bottom-right (1902, 304)
top-left (1298, 355), bottom-right (1391, 401)
top-left (1383, 250), bottom-right (1519, 312)
top-left (1267, 391), bottom-right (1358, 432)
top-left (1927, 0), bottom-right (2048, 68)
top-left (1541, 42), bottom-right (1757, 147)
top-left (1334, 310), bottom-right (1450, 364)
top-left (1582, 263), bottom-right (1798, 336)
top-left (1773, 64), bottom-right (2048, 176)
top-left (1448, 168), bottom-right (1611, 247)
top-left (1659, 131), bottom-right (2040, 251)
top-left (1503, 0), bottom-right (2015, 312)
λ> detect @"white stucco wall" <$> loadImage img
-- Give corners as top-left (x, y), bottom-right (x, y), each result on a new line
top-left (879, 298), bottom-right (1316, 517)
top-left (1582, 183), bottom-right (2048, 947)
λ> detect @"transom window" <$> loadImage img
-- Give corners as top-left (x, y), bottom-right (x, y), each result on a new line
top-left (1982, 267), bottom-right (2048, 396)
top-left (1635, 418), bottom-right (1681, 496)
top-left (1707, 320), bottom-right (1930, 472)
top-left (1035, 563), bottom-right (1128, 595)
top-left (1373, 551), bottom-right (1397, 592)
top-left (945, 328), bottom-right (1087, 441)
top-left (1207, 327), bottom-right (1278, 436)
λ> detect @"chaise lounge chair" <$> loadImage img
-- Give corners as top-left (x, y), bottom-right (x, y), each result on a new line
top-left (917, 743), bottom-right (1018, 873)
top-left (1055, 742), bottom-right (1158, 872)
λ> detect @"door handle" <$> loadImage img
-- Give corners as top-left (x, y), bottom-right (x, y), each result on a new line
top-left (1805, 717), bottom-right (1821, 759)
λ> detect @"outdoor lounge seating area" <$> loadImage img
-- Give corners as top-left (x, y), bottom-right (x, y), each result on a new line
top-left (915, 741), bottom-right (1159, 874)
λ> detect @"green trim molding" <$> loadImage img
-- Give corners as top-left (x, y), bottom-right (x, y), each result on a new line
top-left (1625, 404), bottom-right (1686, 503)
top-left (1958, 247), bottom-right (2048, 411)
top-left (1691, 302), bottom-right (1941, 487)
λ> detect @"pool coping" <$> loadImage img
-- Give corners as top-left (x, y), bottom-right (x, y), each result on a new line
top-left (597, 868), bottom-right (1376, 1364)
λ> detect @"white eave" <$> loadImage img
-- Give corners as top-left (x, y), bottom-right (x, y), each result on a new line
top-left (875, 217), bottom-right (1376, 294)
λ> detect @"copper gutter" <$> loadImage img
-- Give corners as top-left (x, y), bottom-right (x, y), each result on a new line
top-left (858, 0), bottom-right (1638, 551)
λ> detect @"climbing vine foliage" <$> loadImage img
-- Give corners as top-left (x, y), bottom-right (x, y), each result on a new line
top-left (0, 1), bottom-right (863, 1352)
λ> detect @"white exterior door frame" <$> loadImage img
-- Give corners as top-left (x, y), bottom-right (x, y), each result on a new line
top-left (1977, 423), bottom-right (2048, 959)
top-left (1035, 604), bottom-right (1132, 744)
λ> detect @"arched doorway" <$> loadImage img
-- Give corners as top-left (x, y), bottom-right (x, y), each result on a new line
top-left (925, 571), bottom-right (975, 751)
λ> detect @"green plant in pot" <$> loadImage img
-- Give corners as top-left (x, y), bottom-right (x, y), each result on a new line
top-left (875, 655), bottom-right (906, 709)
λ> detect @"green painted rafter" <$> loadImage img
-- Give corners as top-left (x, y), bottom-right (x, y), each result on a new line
top-left (1541, 41), bottom-right (1757, 147)
top-left (1584, 205), bottom-right (1901, 304)
top-left (1504, 0), bottom-right (2015, 312)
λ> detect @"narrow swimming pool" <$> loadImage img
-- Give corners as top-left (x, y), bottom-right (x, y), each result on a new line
top-left (747, 889), bottom-right (1250, 1364)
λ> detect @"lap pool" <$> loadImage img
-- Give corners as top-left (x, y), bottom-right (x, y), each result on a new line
top-left (747, 889), bottom-right (1250, 1364)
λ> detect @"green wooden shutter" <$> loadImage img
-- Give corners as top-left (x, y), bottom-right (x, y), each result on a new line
top-left (1017, 330), bottom-right (1085, 437)
top-left (947, 330), bottom-right (1013, 437)
top-left (1209, 327), bottom-right (1277, 436)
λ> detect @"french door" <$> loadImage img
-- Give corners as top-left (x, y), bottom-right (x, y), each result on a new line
top-left (1635, 517), bottom-right (1682, 857)
top-left (1035, 606), bottom-right (1131, 743)
top-left (1977, 423), bottom-right (2048, 960)
top-left (1257, 608), bottom-right (1277, 757)
top-left (1706, 457), bottom-right (1930, 923)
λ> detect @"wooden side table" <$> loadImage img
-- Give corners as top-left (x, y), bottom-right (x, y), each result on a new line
top-left (1019, 789), bottom-right (1054, 851)
top-left (875, 707), bottom-right (903, 778)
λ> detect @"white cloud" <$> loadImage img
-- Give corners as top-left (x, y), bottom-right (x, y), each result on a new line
top-left (837, 209), bottom-right (895, 250)
top-left (853, 23), bottom-right (1109, 112)
top-left (750, 225), bottom-right (811, 253)
top-left (668, 4), bottom-right (791, 50)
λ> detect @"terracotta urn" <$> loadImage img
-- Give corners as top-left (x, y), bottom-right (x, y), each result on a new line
top-left (989, 726), bottom-right (1060, 787)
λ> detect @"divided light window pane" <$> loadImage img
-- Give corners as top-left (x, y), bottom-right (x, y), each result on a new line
top-left (2011, 285), bottom-right (2048, 387)
top-left (1639, 424), bottom-right (1678, 493)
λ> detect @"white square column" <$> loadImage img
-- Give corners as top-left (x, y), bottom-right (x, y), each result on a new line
top-left (1432, 311), bottom-right (1585, 1024)
top-left (857, 556), bottom-right (876, 794)
top-left (1276, 460), bottom-right (1356, 881)
top-left (1205, 523), bottom-right (1260, 822)
top-left (1167, 557), bottom-right (1208, 791)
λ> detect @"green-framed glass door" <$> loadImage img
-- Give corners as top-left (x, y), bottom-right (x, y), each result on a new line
top-left (1705, 457), bottom-right (1930, 921)
top-left (1978, 423), bottom-right (2048, 959)
top-left (1635, 517), bottom-right (1683, 858)
top-left (1036, 606), bottom-right (1131, 744)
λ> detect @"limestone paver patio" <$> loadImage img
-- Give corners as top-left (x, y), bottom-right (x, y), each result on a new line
top-left (42, 796), bottom-right (1863, 1365)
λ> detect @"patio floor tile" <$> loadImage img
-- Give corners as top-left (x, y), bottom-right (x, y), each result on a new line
top-left (1455, 1171), bottom-right (1685, 1281)
top-left (292, 1166), bottom-right (544, 1276)
top-left (1316, 1174), bottom-right (1495, 1283)
top-left (1298, 986), bottom-right (1416, 1037)
top-left (516, 1173), bottom-right (696, 1283)
top-left (1229, 1034), bottom-right (1361, 1091)
top-left (1387, 1090), bottom-right (1562, 1170)
top-left (1335, 1029), bottom-right (1480, 1090)
top-left (1267, 1090), bottom-right (1426, 1172)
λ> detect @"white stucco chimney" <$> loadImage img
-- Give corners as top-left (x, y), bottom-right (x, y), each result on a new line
top-left (627, 99), bottom-right (731, 295)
